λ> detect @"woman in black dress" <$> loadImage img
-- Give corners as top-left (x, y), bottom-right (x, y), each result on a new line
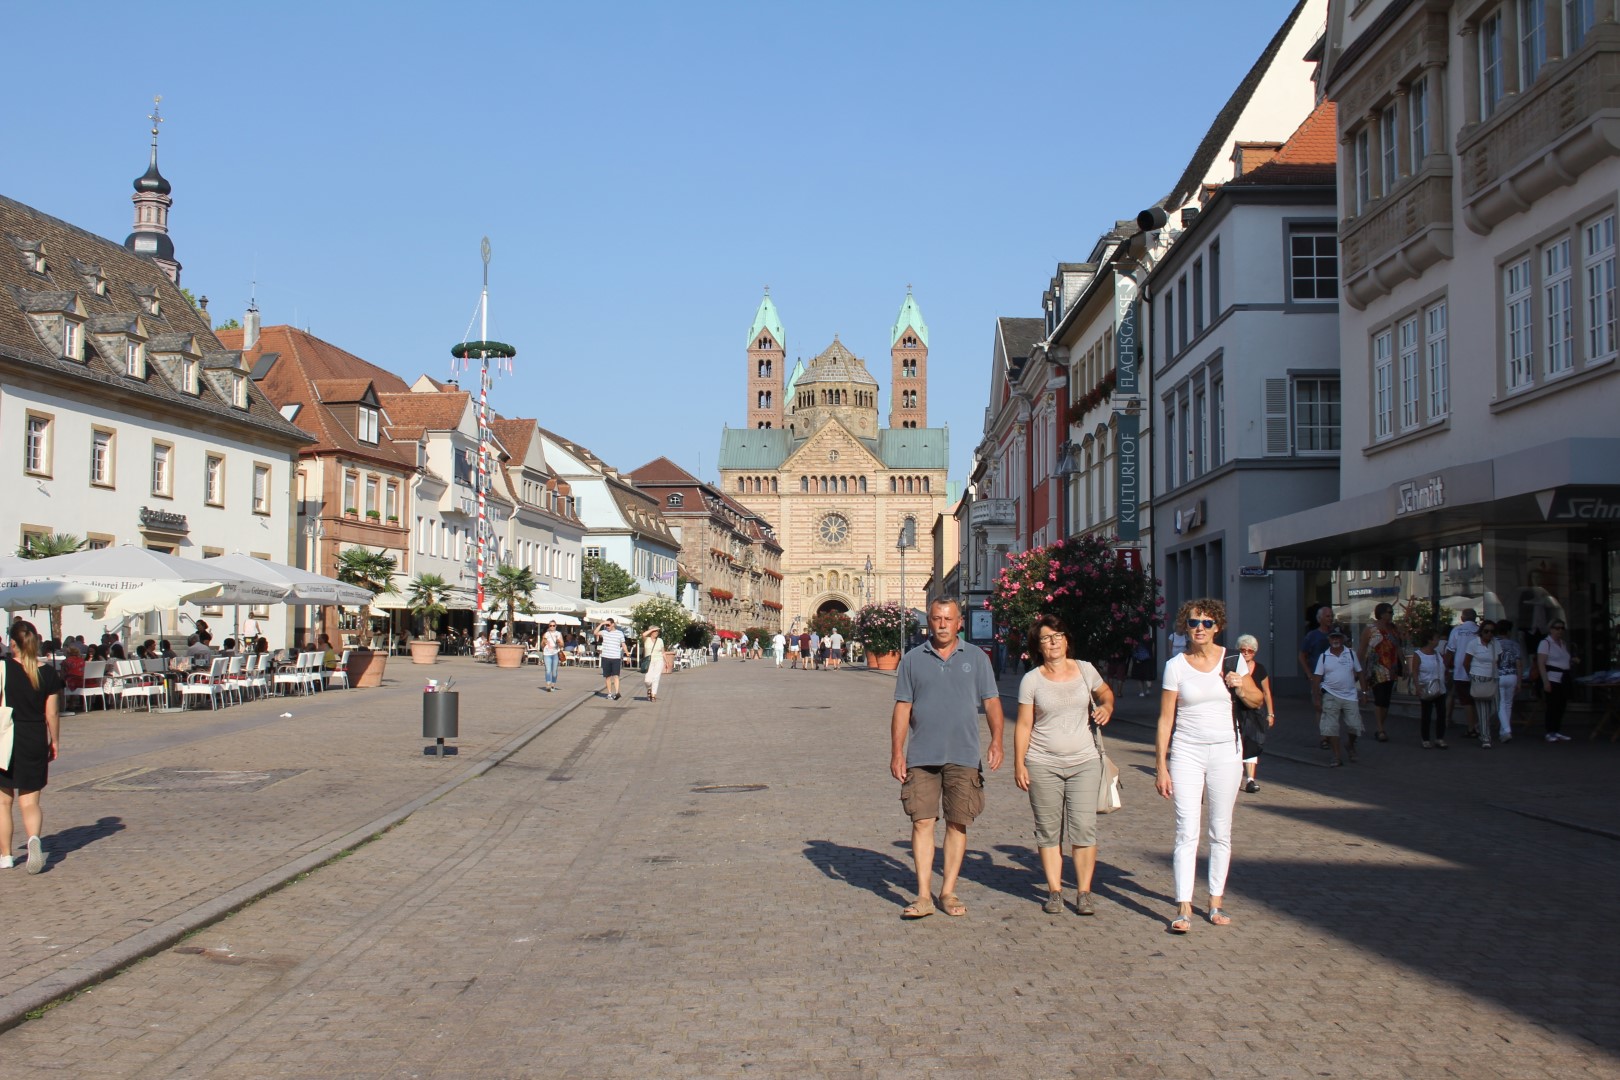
top-left (1, 620), bottom-right (62, 874)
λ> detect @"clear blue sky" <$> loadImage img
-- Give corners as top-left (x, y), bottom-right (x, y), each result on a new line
top-left (11, 0), bottom-right (1308, 486)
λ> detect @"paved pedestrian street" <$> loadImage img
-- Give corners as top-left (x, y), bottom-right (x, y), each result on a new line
top-left (2, 658), bottom-right (1617, 1078)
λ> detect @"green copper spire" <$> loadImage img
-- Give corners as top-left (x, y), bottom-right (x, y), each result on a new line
top-left (891, 288), bottom-right (929, 348)
top-left (784, 358), bottom-right (806, 402)
top-left (747, 290), bottom-right (786, 350)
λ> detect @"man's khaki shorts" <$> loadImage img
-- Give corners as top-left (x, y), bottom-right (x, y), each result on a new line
top-left (900, 764), bottom-right (985, 826)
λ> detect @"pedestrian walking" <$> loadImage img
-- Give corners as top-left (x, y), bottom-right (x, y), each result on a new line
top-left (1465, 621), bottom-right (1503, 748)
top-left (826, 629), bottom-right (843, 670)
top-left (1407, 630), bottom-right (1450, 748)
top-left (1315, 627), bottom-right (1366, 766)
top-left (1155, 599), bottom-right (1260, 932)
top-left (771, 631), bottom-right (786, 668)
top-left (1494, 619), bottom-right (1523, 742)
top-left (890, 598), bottom-right (1004, 919)
top-left (595, 619), bottom-right (627, 700)
top-left (1358, 602), bottom-right (1405, 742)
top-left (640, 625), bottom-right (664, 702)
top-left (1298, 604), bottom-right (1334, 735)
top-left (808, 631), bottom-right (822, 670)
top-left (540, 621), bottom-right (564, 693)
top-left (798, 630), bottom-right (812, 671)
top-left (1233, 634), bottom-right (1274, 793)
top-left (1013, 615), bottom-right (1114, 916)
top-left (0, 620), bottom-right (62, 874)
top-left (1444, 609), bottom-right (1482, 735)
top-left (1129, 640), bottom-right (1155, 697)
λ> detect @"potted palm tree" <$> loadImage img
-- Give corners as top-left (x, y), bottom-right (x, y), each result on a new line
top-left (16, 532), bottom-right (85, 643)
top-left (406, 573), bottom-right (449, 664)
top-left (485, 563), bottom-right (536, 669)
top-left (335, 546), bottom-right (399, 688)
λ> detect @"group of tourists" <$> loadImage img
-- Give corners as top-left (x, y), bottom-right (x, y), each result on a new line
top-left (890, 596), bottom-right (1261, 932)
top-left (772, 628), bottom-right (845, 670)
top-left (1299, 602), bottom-right (1580, 756)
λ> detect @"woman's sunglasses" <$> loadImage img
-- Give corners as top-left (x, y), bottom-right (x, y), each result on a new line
top-left (1187, 618), bottom-right (1218, 629)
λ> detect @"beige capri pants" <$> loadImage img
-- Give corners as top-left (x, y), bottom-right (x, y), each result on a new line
top-left (1025, 756), bottom-right (1102, 848)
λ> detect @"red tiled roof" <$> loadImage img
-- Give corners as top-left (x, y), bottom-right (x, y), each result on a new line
top-left (489, 418), bottom-right (535, 462)
top-left (376, 390), bottom-right (470, 433)
top-left (314, 378), bottom-right (375, 403)
top-left (1230, 101), bottom-right (1337, 186)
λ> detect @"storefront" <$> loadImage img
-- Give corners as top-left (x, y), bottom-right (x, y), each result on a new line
top-left (1251, 447), bottom-right (1620, 684)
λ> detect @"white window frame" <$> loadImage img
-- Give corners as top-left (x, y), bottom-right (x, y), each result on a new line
top-left (62, 319), bottom-right (82, 360)
top-left (1565, 0), bottom-right (1596, 54)
top-left (1379, 105), bottom-right (1399, 193)
top-left (1409, 76), bottom-right (1429, 165)
top-left (1518, 0), bottom-right (1546, 88)
top-left (253, 464), bottom-right (271, 515)
top-left (1583, 212), bottom-right (1616, 365)
top-left (90, 428), bottom-right (114, 487)
top-left (182, 357), bottom-right (199, 395)
top-left (358, 406), bottom-right (379, 444)
top-left (1353, 129), bottom-right (1372, 214)
top-left (1164, 398), bottom-right (1178, 488)
top-left (1211, 375), bottom-right (1225, 466)
top-left (1504, 255), bottom-right (1535, 391)
top-left (1289, 227), bottom-right (1339, 302)
top-left (1425, 300), bottom-right (1450, 420)
top-left (151, 442), bottom-right (173, 498)
top-left (1399, 316), bottom-right (1422, 430)
top-left (205, 453), bottom-right (225, 507)
top-left (1373, 330), bottom-right (1395, 440)
top-left (25, 413), bottom-right (53, 477)
top-left (1480, 11), bottom-right (1505, 120)
top-left (1294, 377), bottom-right (1342, 454)
top-left (125, 339), bottom-right (144, 378)
top-left (1544, 237), bottom-right (1574, 377)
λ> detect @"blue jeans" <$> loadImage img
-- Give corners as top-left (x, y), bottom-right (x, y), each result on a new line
top-left (543, 653), bottom-right (559, 685)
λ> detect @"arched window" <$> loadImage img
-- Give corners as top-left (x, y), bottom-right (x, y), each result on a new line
top-left (858, 476), bottom-right (867, 494)
top-left (839, 476), bottom-right (848, 493)
top-left (890, 477), bottom-right (897, 493)
top-left (905, 477), bottom-right (914, 494)
top-left (668, 493), bottom-right (684, 507)
top-left (923, 477), bottom-right (930, 493)
top-left (801, 476), bottom-right (809, 492)
top-left (771, 476), bottom-right (778, 492)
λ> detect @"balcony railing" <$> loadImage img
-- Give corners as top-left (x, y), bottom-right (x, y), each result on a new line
top-left (1340, 164), bottom-right (1454, 309)
top-left (968, 498), bottom-right (1016, 528)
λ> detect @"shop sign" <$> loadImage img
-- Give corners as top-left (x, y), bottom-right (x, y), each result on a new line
top-left (1539, 487), bottom-right (1620, 522)
top-left (1394, 475), bottom-right (1445, 516)
top-left (1115, 547), bottom-right (1142, 572)
top-left (1113, 273), bottom-right (1139, 396)
top-left (1238, 566), bottom-right (1271, 579)
top-left (1116, 412), bottom-right (1140, 541)
top-left (1347, 586), bottom-right (1400, 598)
top-left (138, 506), bottom-right (188, 534)
top-left (1263, 553), bottom-right (1340, 571)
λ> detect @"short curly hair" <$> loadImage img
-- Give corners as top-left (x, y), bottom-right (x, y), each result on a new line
top-left (1025, 613), bottom-right (1071, 660)
top-left (1174, 597), bottom-right (1226, 632)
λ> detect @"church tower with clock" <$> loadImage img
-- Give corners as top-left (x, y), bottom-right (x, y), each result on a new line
top-left (718, 290), bottom-right (949, 631)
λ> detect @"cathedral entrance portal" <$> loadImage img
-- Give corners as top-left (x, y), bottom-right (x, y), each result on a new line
top-left (816, 597), bottom-right (850, 617)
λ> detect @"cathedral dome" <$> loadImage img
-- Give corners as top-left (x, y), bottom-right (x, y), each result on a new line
top-left (795, 338), bottom-right (878, 386)
top-left (134, 157), bottom-right (171, 195)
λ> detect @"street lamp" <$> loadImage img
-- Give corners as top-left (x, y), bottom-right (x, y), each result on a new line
top-left (863, 555), bottom-right (873, 606)
top-left (303, 516), bottom-right (325, 636)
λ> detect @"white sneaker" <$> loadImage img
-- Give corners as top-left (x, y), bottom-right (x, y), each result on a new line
top-left (25, 835), bottom-right (45, 875)
top-left (1554, 732), bottom-right (1573, 741)
top-left (1546, 733), bottom-right (1560, 743)
top-left (0, 855), bottom-right (13, 869)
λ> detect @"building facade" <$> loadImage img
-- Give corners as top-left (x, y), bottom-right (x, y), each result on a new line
top-left (1254, 0), bottom-right (1620, 674)
top-left (720, 292), bottom-right (949, 631)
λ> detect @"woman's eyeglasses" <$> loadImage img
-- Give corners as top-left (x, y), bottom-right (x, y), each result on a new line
top-left (1187, 618), bottom-right (1218, 629)
top-left (1037, 633), bottom-right (1066, 645)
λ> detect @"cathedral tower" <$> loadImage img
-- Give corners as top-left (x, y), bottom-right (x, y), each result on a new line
top-left (889, 289), bottom-right (928, 429)
top-left (124, 97), bottom-right (181, 285)
top-left (746, 290), bottom-right (786, 429)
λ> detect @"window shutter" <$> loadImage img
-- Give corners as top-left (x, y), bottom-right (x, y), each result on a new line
top-left (1263, 378), bottom-right (1291, 456)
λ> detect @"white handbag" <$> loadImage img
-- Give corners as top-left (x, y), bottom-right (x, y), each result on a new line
top-left (0, 660), bottom-right (14, 771)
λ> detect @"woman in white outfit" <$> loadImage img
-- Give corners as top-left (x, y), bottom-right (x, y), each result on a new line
top-left (1155, 599), bottom-right (1263, 933)
top-left (641, 626), bottom-right (665, 701)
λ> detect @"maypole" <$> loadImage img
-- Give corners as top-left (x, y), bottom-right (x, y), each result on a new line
top-left (451, 237), bottom-right (515, 637)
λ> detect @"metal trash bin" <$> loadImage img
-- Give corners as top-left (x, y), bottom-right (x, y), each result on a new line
top-left (423, 690), bottom-right (459, 756)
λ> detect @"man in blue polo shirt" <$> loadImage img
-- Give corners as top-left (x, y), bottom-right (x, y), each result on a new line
top-left (890, 597), bottom-right (1005, 919)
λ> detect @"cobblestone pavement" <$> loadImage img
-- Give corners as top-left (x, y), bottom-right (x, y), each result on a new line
top-left (1, 656), bottom-right (1617, 1078)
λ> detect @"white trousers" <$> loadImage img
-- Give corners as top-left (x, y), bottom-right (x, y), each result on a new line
top-left (1496, 674), bottom-right (1518, 737)
top-left (1169, 737), bottom-right (1242, 904)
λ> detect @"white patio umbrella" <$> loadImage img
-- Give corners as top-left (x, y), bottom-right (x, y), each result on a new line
top-left (206, 553), bottom-right (372, 606)
top-left (530, 612), bottom-right (582, 626)
top-left (0, 544), bottom-right (287, 603)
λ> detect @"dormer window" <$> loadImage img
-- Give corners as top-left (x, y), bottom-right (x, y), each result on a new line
top-left (24, 247), bottom-right (46, 274)
top-left (232, 373), bottom-right (248, 408)
top-left (82, 270), bottom-right (106, 296)
top-left (140, 294), bottom-right (160, 316)
top-left (358, 405), bottom-right (379, 443)
top-left (125, 339), bottom-right (146, 378)
top-left (667, 493), bottom-right (684, 507)
top-left (182, 357), bottom-right (199, 395)
top-left (61, 319), bottom-right (82, 361)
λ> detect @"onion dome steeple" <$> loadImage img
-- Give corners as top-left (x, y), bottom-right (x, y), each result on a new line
top-left (124, 95), bottom-right (181, 284)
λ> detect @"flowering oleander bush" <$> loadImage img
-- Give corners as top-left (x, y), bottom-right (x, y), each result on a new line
top-left (853, 601), bottom-right (918, 655)
top-left (985, 533), bottom-right (1161, 666)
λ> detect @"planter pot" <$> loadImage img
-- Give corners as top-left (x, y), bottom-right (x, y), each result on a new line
top-left (663, 652), bottom-right (676, 674)
top-left (346, 649), bottom-right (388, 688)
top-left (867, 650), bottom-right (901, 671)
top-left (493, 643), bottom-right (527, 669)
top-left (409, 640), bottom-right (442, 665)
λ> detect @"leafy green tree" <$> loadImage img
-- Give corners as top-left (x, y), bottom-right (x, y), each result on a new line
top-left (680, 620), bottom-right (713, 650)
top-left (486, 564), bottom-right (537, 636)
top-left (406, 573), bottom-right (450, 638)
top-left (215, 317), bottom-right (242, 332)
top-left (985, 533), bottom-right (1161, 666)
top-left (809, 610), bottom-right (853, 639)
top-left (15, 532), bottom-right (85, 643)
top-left (631, 596), bottom-right (692, 649)
top-left (583, 555), bottom-right (637, 602)
top-left (334, 547), bottom-right (399, 648)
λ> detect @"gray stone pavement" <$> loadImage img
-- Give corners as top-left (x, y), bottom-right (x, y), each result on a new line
top-left (0, 655), bottom-right (1617, 1077)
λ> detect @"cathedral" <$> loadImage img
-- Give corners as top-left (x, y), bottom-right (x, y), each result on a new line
top-left (718, 291), bottom-right (949, 631)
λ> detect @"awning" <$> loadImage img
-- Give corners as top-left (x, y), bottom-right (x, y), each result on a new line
top-left (1250, 438), bottom-right (1620, 568)
top-left (714, 629), bottom-right (739, 640)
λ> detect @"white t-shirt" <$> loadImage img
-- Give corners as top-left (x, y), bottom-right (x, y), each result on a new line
top-left (827, 632), bottom-right (843, 651)
top-left (541, 630), bottom-right (564, 656)
top-left (1445, 622), bottom-right (1480, 679)
top-left (1161, 650), bottom-right (1237, 745)
top-left (1538, 636), bottom-right (1572, 683)
top-left (1314, 647), bottom-right (1362, 701)
top-left (1465, 639), bottom-right (1500, 678)
top-left (771, 633), bottom-right (786, 651)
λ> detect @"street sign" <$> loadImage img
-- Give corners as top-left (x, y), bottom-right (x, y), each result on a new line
top-left (1239, 566), bottom-right (1271, 579)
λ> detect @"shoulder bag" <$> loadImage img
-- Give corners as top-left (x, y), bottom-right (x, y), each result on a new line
top-left (0, 660), bottom-right (13, 771)
top-left (1079, 663), bottom-right (1122, 813)
top-left (1469, 642), bottom-right (1499, 699)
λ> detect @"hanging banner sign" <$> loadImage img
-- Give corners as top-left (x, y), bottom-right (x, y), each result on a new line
top-left (1114, 273), bottom-right (1139, 396)
top-left (1116, 411), bottom-right (1140, 541)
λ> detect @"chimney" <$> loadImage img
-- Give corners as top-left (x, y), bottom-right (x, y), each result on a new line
top-left (244, 303), bottom-right (261, 350)
top-left (198, 294), bottom-right (209, 317)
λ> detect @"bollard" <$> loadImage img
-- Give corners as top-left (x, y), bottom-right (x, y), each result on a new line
top-left (422, 689), bottom-right (459, 757)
